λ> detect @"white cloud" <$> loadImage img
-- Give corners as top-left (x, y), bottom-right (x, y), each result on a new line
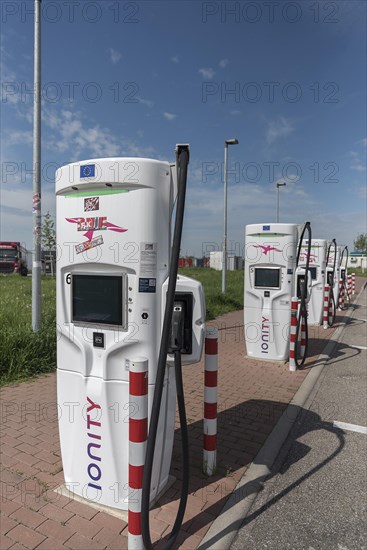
top-left (361, 138), bottom-right (367, 147)
top-left (109, 48), bottom-right (122, 64)
top-left (266, 116), bottom-right (295, 144)
top-left (41, 107), bottom-right (155, 159)
top-left (349, 148), bottom-right (366, 171)
top-left (351, 163), bottom-right (366, 172)
top-left (6, 130), bottom-right (33, 146)
top-left (219, 59), bottom-right (229, 68)
top-left (163, 112), bottom-right (177, 121)
top-left (198, 68), bottom-right (215, 79)
top-left (137, 97), bottom-right (154, 108)
top-left (171, 56), bottom-right (179, 63)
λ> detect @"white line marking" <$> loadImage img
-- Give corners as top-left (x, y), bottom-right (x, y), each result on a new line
top-left (349, 345), bottom-right (367, 350)
top-left (333, 421), bottom-right (367, 435)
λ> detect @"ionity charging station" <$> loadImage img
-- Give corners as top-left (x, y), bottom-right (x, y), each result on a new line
top-left (244, 222), bottom-right (312, 364)
top-left (299, 239), bottom-right (327, 325)
top-left (56, 147), bottom-right (205, 547)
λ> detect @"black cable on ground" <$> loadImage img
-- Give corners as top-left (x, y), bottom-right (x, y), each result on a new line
top-left (141, 146), bottom-right (190, 550)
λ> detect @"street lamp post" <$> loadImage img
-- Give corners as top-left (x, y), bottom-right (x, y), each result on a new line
top-left (222, 138), bottom-right (239, 294)
top-left (32, 0), bottom-right (42, 331)
top-left (276, 182), bottom-right (286, 223)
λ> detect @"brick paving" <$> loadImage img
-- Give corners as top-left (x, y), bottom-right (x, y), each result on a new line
top-left (0, 278), bottom-right (364, 549)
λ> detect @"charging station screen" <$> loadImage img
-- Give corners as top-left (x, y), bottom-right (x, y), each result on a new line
top-left (72, 275), bottom-right (123, 325)
top-left (254, 268), bottom-right (280, 289)
top-left (309, 267), bottom-right (317, 280)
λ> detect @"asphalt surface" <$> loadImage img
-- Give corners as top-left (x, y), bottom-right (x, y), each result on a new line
top-left (231, 286), bottom-right (367, 550)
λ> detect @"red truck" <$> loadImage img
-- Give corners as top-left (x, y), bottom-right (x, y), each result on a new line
top-left (0, 242), bottom-right (28, 275)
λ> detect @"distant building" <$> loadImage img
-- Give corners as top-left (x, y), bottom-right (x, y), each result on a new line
top-left (209, 251), bottom-right (244, 271)
top-left (348, 252), bottom-right (367, 270)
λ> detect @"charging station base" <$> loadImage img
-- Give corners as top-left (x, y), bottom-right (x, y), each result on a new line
top-left (244, 354), bottom-right (288, 365)
top-left (54, 475), bottom-right (176, 518)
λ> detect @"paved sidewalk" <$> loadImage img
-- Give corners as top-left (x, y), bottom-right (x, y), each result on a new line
top-left (0, 278), bottom-right (364, 549)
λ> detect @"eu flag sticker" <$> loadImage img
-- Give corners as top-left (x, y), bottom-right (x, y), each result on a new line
top-left (263, 225), bottom-right (270, 231)
top-left (80, 164), bottom-right (95, 178)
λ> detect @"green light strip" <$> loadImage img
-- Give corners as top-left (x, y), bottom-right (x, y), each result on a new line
top-left (249, 233), bottom-right (289, 238)
top-left (64, 189), bottom-right (129, 198)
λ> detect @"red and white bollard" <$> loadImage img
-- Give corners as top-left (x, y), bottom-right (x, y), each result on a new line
top-left (352, 273), bottom-right (356, 295)
top-left (328, 286), bottom-right (334, 326)
top-left (337, 278), bottom-right (343, 310)
top-left (289, 297), bottom-right (298, 372)
top-left (323, 284), bottom-right (330, 329)
top-left (128, 357), bottom-right (148, 550)
top-left (339, 282), bottom-right (345, 310)
top-left (203, 327), bottom-right (218, 476)
top-left (300, 309), bottom-right (306, 358)
top-left (347, 274), bottom-right (352, 299)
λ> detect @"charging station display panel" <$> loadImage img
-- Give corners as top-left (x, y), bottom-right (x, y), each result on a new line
top-left (72, 274), bottom-right (126, 326)
top-left (309, 267), bottom-right (317, 280)
top-left (254, 267), bottom-right (280, 289)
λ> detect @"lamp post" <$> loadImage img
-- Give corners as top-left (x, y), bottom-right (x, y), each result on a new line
top-left (222, 138), bottom-right (239, 294)
top-left (276, 181), bottom-right (286, 223)
top-left (32, 0), bottom-right (42, 331)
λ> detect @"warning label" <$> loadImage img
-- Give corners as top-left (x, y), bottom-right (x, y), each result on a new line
top-left (139, 278), bottom-right (156, 293)
top-left (140, 242), bottom-right (157, 277)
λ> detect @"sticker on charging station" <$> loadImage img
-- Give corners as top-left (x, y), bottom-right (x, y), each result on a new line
top-left (263, 225), bottom-right (270, 231)
top-left (140, 242), bottom-right (157, 277)
top-left (80, 164), bottom-right (95, 178)
top-left (139, 278), bottom-right (156, 293)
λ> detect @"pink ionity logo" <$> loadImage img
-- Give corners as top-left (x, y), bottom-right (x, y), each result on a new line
top-left (66, 216), bottom-right (127, 242)
top-left (300, 251), bottom-right (317, 262)
top-left (254, 245), bottom-right (282, 255)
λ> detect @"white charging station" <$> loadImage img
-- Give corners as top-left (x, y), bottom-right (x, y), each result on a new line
top-left (56, 156), bottom-right (205, 511)
top-left (299, 239), bottom-right (327, 325)
top-left (244, 223), bottom-right (311, 362)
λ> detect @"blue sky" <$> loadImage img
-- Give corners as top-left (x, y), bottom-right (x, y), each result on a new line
top-left (1, 0), bottom-right (366, 257)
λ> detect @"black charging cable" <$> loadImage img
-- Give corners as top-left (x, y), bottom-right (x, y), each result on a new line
top-left (294, 221), bottom-right (311, 368)
top-left (326, 239), bottom-right (337, 326)
top-left (141, 146), bottom-right (190, 550)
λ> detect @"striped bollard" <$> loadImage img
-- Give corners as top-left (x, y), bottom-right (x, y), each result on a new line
top-left (339, 282), bottom-right (345, 310)
top-left (128, 357), bottom-right (148, 550)
top-left (323, 284), bottom-right (330, 329)
top-left (289, 297), bottom-right (298, 372)
top-left (328, 289), bottom-right (334, 326)
top-left (300, 308), bottom-right (306, 358)
top-left (338, 279), bottom-right (344, 310)
top-left (203, 327), bottom-right (218, 476)
top-left (347, 274), bottom-right (352, 299)
top-left (352, 273), bottom-right (356, 295)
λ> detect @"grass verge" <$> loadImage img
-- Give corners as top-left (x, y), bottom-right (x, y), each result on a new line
top-left (0, 275), bottom-right (56, 386)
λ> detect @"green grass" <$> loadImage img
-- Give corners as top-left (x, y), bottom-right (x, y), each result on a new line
top-left (178, 267), bottom-right (243, 320)
top-left (0, 268), bottom-right (244, 386)
top-left (348, 267), bottom-right (367, 278)
top-left (0, 275), bottom-right (56, 386)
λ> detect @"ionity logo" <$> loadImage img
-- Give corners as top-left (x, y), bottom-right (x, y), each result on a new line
top-left (254, 245), bottom-right (282, 255)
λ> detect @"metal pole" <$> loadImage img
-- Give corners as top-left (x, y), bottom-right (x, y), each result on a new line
top-left (32, 0), bottom-right (42, 331)
top-left (276, 185), bottom-right (279, 223)
top-left (222, 143), bottom-right (228, 294)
